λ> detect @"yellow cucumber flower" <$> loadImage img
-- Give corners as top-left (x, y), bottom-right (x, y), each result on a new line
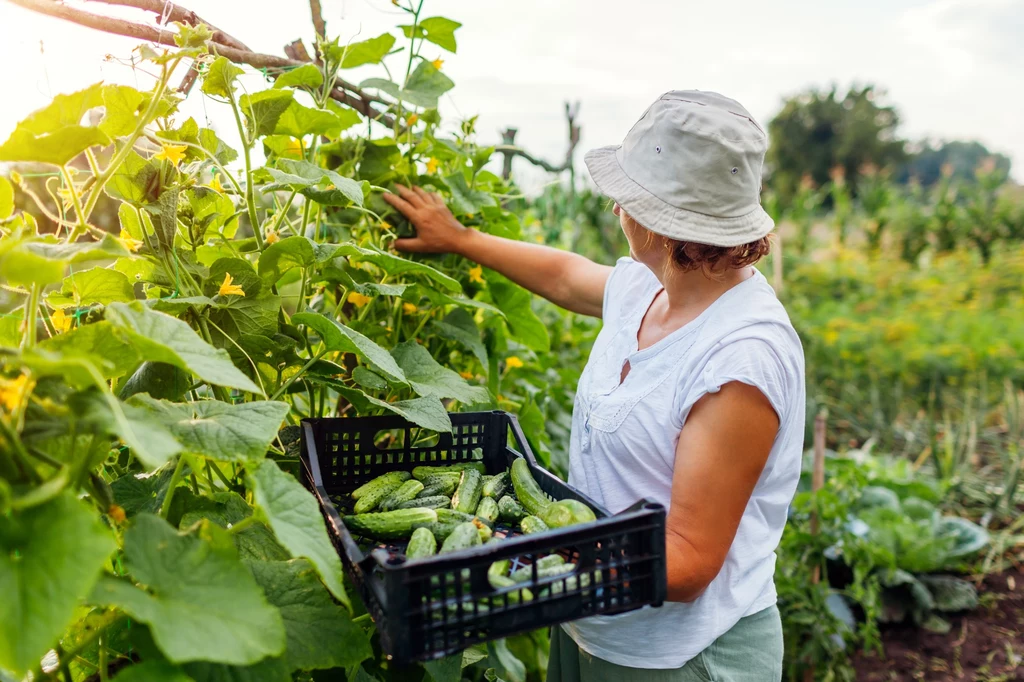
top-left (154, 143), bottom-right (188, 167)
top-left (347, 291), bottom-right (372, 307)
top-left (505, 357), bottom-right (524, 369)
top-left (218, 273), bottom-right (245, 297)
top-left (51, 308), bottom-right (72, 334)
top-left (402, 302), bottom-right (417, 315)
top-left (0, 373), bottom-right (31, 413)
top-left (117, 229), bottom-right (143, 253)
top-left (468, 265), bottom-right (485, 284)
top-left (426, 158), bottom-right (439, 174)
top-left (431, 58), bottom-right (444, 70)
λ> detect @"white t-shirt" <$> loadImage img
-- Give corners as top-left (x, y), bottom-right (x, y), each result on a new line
top-left (562, 257), bottom-right (805, 669)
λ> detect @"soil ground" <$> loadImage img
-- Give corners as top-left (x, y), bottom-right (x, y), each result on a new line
top-left (852, 565), bottom-right (1024, 681)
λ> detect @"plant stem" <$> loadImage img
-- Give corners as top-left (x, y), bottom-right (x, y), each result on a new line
top-left (78, 61), bottom-right (175, 232)
top-left (159, 454), bottom-right (188, 519)
top-left (227, 91), bottom-right (265, 251)
top-left (98, 632), bottom-right (109, 682)
top-left (21, 283), bottom-right (41, 349)
top-left (270, 349), bottom-right (326, 401)
top-left (60, 165), bottom-right (89, 238)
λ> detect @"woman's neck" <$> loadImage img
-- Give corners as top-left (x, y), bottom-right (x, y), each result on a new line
top-left (651, 261), bottom-right (753, 323)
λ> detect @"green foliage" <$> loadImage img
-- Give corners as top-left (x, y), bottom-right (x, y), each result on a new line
top-left (766, 84), bottom-right (906, 204)
top-left (0, 8), bottom-right (549, 680)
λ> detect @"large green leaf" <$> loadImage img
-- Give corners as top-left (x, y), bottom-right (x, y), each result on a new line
top-left (99, 84), bottom-right (146, 138)
top-left (128, 396), bottom-right (289, 463)
top-left (104, 149), bottom-right (162, 207)
top-left (120, 361), bottom-right (192, 402)
top-left (262, 159), bottom-right (363, 207)
top-left (47, 267), bottom-right (135, 308)
top-left (488, 278), bottom-right (550, 352)
top-left (400, 17), bottom-right (461, 52)
top-left (248, 559), bottom-right (371, 670)
top-left (430, 308), bottom-right (488, 369)
top-left (258, 236), bottom-right (318, 283)
top-left (66, 390), bottom-right (183, 470)
top-left (392, 341), bottom-right (488, 404)
top-left (185, 657), bottom-right (290, 682)
top-left (402, 60), bottom-right (455, 109)
top-left (273, 64), bottom-right (323, 90)
top-left (938, 516), bottom-right (989, 560)
top-left (331, 243), bottom-right (461, 292)
top-left (445, 172), bottom-right (496, 216)
top-left (0, 125), bottom-right (110, 166)
top-left (247, 459), bottom-right (349, 607)
top-left (202, 57), bottom-right (245, 98)
top-left (38, 321), bottom-right (141, 380)
top-left (177, 491), bottom-right (289, 563)
top-left (106, 302), bottom-right (262, 394)
top-left (919, 575), bottom-right (979, 613)
top-left (0, 233), bottom-right (131, 287)
top-left (318, 379), bottom-right (452, 432)
top-left (274, 102), bottom-right (349, 139)
top-left (338, 33), bottom-right (396, 68)
top-left (111, 465), bottom-right (178, 517)
top-left (240, 90), bottom-right (294, 138)
top-left (0, 493), bottom-right (116, 674)
top-left (292, 312), bottom-right (406, 383)
top-left (18, 82), bottom-right (104, 133)
top-left (91, 514), bottom-right (286, 665)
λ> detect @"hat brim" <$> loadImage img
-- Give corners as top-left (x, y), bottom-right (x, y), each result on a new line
top-left (584, 145), bottom-right (775, 248)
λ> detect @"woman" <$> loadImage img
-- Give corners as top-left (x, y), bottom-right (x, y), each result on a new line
top-left (384, 90), bottom-right (805, 682)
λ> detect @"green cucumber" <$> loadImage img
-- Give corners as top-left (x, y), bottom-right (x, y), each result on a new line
top-left (418, 474), bottom-right (460, 495)
top-left (378, 479), bottom-right (425, 512)
top-left (343, 508), bottom-right (438, 540)
top-left (440, 522), bottom-right (482, 553)
top-left (412, 462), bottom-right (486, 480)
top-left (511, 562), bottom-right (575, 584)
top-left (351, 471), bottom-right (411, 500)
top-left (405, 527), bottom-right (437, 559)
top-left (482, 471), bottom-right (511, 499)
top-left (509, 555), bottom-right (566, 582)
top-left (420, 520), bottom-right (460, 541)
top-left (396, 495), bottom-right (451, 510)
top-left (436, 508), bottom-right (492, 527)
top-left (475, 497), bottom-right (500, 524)
top-left (488, 558), bottom-right (510, 579)
top-left (451, 469), bottom-right (484, 514)
top-left (510, 458), bottom-right (551, 516)
top-left (498, 496), bottom-right (527, 523)
top-left (353, 478), bottom-right (405, 514)
top-left (488, 574), bottom-right (534, 602)
top-left (520, 515), bottom-right (549, 534)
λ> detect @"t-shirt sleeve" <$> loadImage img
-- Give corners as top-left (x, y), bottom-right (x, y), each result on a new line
top-left (673, 335), bottom-right (791, 426)
top-left (601, 257), bottom-right (643, 320)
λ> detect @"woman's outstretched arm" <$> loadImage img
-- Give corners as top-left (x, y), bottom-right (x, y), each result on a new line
top-left (384, 185), bottom-right (612, 317)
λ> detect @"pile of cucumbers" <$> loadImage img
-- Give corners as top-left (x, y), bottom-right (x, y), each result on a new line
top-left (340, 456), bottom-right (597, 564)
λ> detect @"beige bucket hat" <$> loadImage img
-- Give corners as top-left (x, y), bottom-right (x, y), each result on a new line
top-left (585, 90), bottom-right (774, 247)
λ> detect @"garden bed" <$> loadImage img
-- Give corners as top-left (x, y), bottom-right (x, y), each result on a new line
top-left (852, 566), bottom-right (1024, 681)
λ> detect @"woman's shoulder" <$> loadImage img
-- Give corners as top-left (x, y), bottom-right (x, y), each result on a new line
top-left (601, 257), bottom-right (658, 320)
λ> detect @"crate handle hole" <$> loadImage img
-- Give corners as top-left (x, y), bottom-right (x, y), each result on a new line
top-left (643, 502), bottom-right (665, 513)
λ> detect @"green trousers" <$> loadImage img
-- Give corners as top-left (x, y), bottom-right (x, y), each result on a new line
top-left (548, 605), bottom-right (783, 682)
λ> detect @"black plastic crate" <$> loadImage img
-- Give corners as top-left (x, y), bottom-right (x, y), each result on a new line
top-left (300, 411), bottom-right (666, 663)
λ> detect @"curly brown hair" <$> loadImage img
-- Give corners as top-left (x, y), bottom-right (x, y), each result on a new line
top-left (670, 236), bottom-right (773, 279)
top-left (623, 211), bottom-right (772, 279)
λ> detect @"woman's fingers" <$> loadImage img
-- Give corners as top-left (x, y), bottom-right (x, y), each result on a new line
top-left (394, 184), bottom-right (424, 207)
top-left (392, 237), bottom-right (427, 253)
top-left (382, 191), bottom-right (415, 216)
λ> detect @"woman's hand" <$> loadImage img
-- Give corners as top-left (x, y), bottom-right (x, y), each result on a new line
top-left (382, 184), bottom-right (468, 254)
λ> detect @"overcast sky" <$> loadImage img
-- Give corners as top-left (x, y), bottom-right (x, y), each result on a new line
top-left (1, 0), bottom-right (1021, 190)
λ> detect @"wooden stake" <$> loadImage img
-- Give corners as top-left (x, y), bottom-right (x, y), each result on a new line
top-left (803, 409), bottom-right (827, 682)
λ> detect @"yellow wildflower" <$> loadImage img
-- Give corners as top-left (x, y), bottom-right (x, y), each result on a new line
top-left (431, 58), bottom-right (444, 70)
top-left (823, 329), bottom-right (839, 346)
top-left (406, 113), bottom-right (419, 125)
top-left (0, 373), bottom-right (31, 413)
top-left (505, 357), bottom-right (524, 369)
top-left (209, 174), bottom-right (225, 193)
top-left (468, 265), bottom-right (484, 284)
top-left (265, 230), bottom-right (281, 245)
top-left (218, 273), bottom-right (246, 297)
top-left (117, 229), bottom-right (143, 252)
top-left (426, 158), bottom-right (439, 174)
top-left (154, 143), bottom-right (187, 167)
top-left (347, 291), bottom-right (372, 307)
top-left (51, 308), bottom-right (72, 334)
top-left (459, 370), bottom-right (474, 380)
top-left (402, 302), bottom-right (418, 315)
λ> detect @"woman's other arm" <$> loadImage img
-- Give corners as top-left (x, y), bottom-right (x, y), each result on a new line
top-left (384, 185), bottom-right (612, 317)
top-left (663, 381), bottom-right (780, 602)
